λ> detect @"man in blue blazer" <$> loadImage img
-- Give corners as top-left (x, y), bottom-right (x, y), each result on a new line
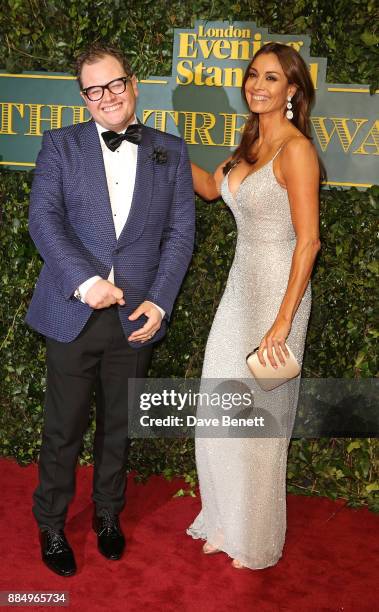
top-left (26, 43), bottom-right (195, 576)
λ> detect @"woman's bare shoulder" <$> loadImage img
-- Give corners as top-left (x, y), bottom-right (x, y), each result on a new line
top-left (279, 133), bottom-right (318, 172)
top-left (282, 129), bottom-right (316, 154)
top-left (279, 132), bottom-right (319, 185)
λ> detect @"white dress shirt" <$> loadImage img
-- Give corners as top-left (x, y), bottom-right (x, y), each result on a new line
top-left (77, 118), bottom-right (164, 319)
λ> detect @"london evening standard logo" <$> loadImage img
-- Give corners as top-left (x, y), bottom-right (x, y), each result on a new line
top-left (0, 20), bottom-right (378, 188)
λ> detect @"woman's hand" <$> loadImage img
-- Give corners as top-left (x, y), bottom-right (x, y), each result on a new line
top-left (191, 163), bottom-right (219, 200)
top-left (257, 315), bottom-right (292, 368)
top-left (191, 156), bottom-right (233, 201)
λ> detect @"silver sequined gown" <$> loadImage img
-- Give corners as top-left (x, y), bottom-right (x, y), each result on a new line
top-left (187, 145), bottom-right (312, 569)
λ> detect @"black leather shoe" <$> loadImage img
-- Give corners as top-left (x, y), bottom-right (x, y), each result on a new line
top-left (92, 510), bottom-right (125, 560)
top-left (39, 528), bottom-right (76, 577)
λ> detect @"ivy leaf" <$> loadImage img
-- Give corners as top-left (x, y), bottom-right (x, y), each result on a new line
top-left (347, 441), bottom-right (362, 453)
top-left (360, 31), bottom-right (379, 46)
top-left (366, 483), bottom-right (379, 493)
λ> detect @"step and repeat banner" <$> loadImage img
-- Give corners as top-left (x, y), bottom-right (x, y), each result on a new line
top-left (0, 21), bottom-right (378, 188)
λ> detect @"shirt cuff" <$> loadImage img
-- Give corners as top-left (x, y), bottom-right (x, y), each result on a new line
top-left (75, 275), bottom-right (102, 303)
top-left (146, 301), bottom-right (165, 319)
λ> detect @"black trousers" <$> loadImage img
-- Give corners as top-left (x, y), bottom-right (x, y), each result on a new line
top-left (32, 306), bottom-right (153, 530)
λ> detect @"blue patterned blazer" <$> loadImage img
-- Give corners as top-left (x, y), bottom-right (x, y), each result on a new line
top-left (25, 119), bottom-right (195, 346)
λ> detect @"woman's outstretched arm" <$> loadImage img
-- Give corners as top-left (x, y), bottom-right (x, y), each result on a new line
top-left (191, 158), bottom-right (232, 201)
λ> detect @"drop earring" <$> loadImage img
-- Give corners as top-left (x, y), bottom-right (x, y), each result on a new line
top-left (286, 95), bottom-right (293, 120)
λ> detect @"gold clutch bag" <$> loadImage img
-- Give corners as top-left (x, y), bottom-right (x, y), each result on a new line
top-left (246, 343), bottom-right (300, 391)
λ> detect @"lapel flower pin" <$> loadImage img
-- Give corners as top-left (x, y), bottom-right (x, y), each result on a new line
top-left (150, 146), bottom-right (168, 164)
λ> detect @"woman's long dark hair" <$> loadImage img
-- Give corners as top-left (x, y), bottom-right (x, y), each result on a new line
top-left (224, 42), bottom-right (325, 179)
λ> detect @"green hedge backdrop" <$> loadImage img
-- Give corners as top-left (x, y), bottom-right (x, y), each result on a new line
top-left (0, 0), bottom-right (378, 511)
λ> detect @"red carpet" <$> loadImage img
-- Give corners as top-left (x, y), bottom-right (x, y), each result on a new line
top-left (0, 458), bottom-right (378, 611)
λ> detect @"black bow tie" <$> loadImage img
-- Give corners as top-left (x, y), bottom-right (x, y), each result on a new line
top-left (101, 124), bottom-right (143, 151)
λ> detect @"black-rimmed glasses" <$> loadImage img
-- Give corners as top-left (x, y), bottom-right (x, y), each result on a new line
top-left (81, 76), bottom-right (131, 102)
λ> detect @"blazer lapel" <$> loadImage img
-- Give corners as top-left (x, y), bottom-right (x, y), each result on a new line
top-left (81, 120), bottom-right (117, 246)
top-left (117, 124), bottom-right (155, 246)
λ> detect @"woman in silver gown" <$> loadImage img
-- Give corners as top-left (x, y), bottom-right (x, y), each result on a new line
top-left (187, 43), bottom-right (322, 569)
